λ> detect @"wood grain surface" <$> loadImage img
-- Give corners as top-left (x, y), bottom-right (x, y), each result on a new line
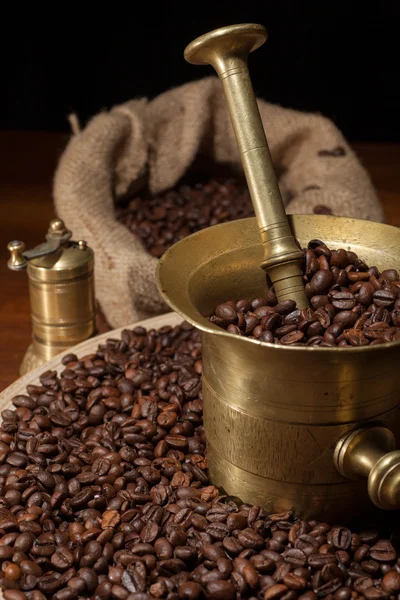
top-left (0, 131), bottom-right (399, 391)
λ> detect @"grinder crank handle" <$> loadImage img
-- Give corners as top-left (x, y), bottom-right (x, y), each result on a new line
top-left (184, 24), bottom-right (309, 309)
top-left (335, 425), bottom-right (400, 510)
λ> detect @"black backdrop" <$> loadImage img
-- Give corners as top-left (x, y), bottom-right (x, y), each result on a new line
top-left (2, 2), bottom-right (400, 142)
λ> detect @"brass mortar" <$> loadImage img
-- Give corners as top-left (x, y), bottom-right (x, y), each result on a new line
top-left (157, 23), bottom-right (400, 521)
top-left (157, 215), bottom-right (400, 521)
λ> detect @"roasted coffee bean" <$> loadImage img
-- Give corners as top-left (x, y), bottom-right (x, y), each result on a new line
top-left (354, 544), bottom-right (369, 563)
top-left (237, 528), bottom-right (264, 549)
top-left (273, 562), bottom-right (292, 582)
top-left (140, 522), bottom-right (159, 543)
top-left (358, 282), bottom-right (375, 305)
top-left (358, 530), bottom-right (381, 546)
top-left (264, 583), bottom-right (289, 599)
top-left (354, 575), bottom-right (374, 593)
top-left (331, 527), bottom-right (352, 550)
top-left (363, 588), bottom-right (389, 600)
top-left (215, 303), bottom-right (237, 323)
top-left (20, 561), bottom-right (42, 577)
top-left (275, 300), bottom-right (297, 315)
top-left (321, 563), bottom-right (345, 583)
top-left (381, 570), bottom-right (400, 593)
top-left (314, 578), bottom-right (342, 596)
top-left (0, 546), bottom-right (14, 560)
top-left (260, 330), bottom-right (274, 343)
top-left (369, 540), bottom-right (397, 562)
top-left (281, 548), bottom-right (306, 568)
top-left (50, 547), bottom-right (73, 570)
top-left (331, 292), bottom-right (355, 311)
top-left (281, 331), bottom-right (304, 345)
top-left (283, 573), bottom-right (307, 590)
top-left (310, 269), bottom-right (334, 294)
top-left (177, 581), bottom-right (201, 599)
top-left (12, 396), bottom-right (36, 410)
top-left (77, 568), bottom-right (98, 594)
top-left (373, 289), bottom-right (397, 307)
top-left (333, 310), bottom-right (358, 328)
top-left (333, 587), bottom-right (352, 600)
top-left (4, 564), bottom-right (21, 582)
top-left (66, 577), bottom-right (86, 594)
top-left (3, 592), bottom-right (28, 600)
top-left (310, 295), bottom-right (329, 310)
top-left (204, 579), bottom-right (236, 600)
top-left (309, 554), bottom-right (338, 569)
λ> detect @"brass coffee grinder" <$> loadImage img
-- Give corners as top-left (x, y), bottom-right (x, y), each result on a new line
top-left (7, 218), bottom-right (96, 375)
top-left (157, 24), bottom-right (400, 521)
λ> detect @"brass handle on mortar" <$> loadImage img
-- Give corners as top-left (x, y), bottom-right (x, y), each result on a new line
top-left (335, 425), bottom-right (400, 510)
top-left (184, 24), bottom-right (309, 308)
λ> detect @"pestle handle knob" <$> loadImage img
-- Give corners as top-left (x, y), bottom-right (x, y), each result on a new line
top-left (335, 425), bottom-right (400, 510)
top-left (184, 23), bottom-right (267, 68)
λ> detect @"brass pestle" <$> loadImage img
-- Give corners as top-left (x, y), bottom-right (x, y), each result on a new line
top-left (156, 23), bottom-right (400, 519)
top-left (184, 23), bottom-right (310, 309)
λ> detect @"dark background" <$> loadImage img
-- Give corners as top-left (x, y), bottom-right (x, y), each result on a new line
top-left (2, 2), bottom-right (400, 142)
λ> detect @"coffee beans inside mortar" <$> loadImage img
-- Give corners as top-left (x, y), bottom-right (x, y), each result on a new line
top-left (211, 239), bottom-right (400, 346)
top-left (0, 322), bottom-right (399, 600)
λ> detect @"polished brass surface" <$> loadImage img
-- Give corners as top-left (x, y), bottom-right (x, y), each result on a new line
top-left (184, 24), bottom-right (309, 309)
top-left (49, 218), bottom-right (68, 235)
top-left (9, 218), bottom-right (73, 269)
top-left (157, 214), bottom-right (400, 520)
top-left (335, 425), bottom-right (400, 510)
top-left (7, 219), bottom-right (96, 375)
top-left (7, 240), bottom-right (27, 270)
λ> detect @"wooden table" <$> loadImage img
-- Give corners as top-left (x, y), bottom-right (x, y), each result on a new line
top-left (1, 131), bottom-right (400, 392)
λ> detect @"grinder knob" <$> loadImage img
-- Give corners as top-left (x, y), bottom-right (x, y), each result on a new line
top-left (335, 425), bottom-right (400, 510)
top-left (7, 240), bottom-right (27, 270)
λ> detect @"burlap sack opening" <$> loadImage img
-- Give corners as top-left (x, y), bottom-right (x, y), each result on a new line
top-left (54, 76), bottom-right (383, 329)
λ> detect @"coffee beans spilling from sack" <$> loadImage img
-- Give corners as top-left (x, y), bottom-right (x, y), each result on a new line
top-left (0, 323), bottom-right (399, 600)
top-left (115, 174), bottom-right (334, 260)
top-left (211, 239), bottom-right (400, 346)
top-left (115, 176), bottom-right (254, 258)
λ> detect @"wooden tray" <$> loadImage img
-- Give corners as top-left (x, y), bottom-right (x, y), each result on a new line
top-left (0, 311), bottom-right (182, 410)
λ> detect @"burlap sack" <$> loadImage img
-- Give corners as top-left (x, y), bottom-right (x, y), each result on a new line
top-left (54, 76), bottom-right (383, 329)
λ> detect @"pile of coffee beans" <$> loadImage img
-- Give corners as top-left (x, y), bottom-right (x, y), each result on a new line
top-left (210, 239), bottom-right (400, 347)
top-left (115, 176), bottom-right (254, 258)
top-left (0, 322), bottom-right (399, 600)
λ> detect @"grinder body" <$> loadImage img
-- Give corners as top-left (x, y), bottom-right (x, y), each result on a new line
top-left (7, 219), bottom-right (96, 375)
top-left (27, 242), bottom-right (96, 363)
